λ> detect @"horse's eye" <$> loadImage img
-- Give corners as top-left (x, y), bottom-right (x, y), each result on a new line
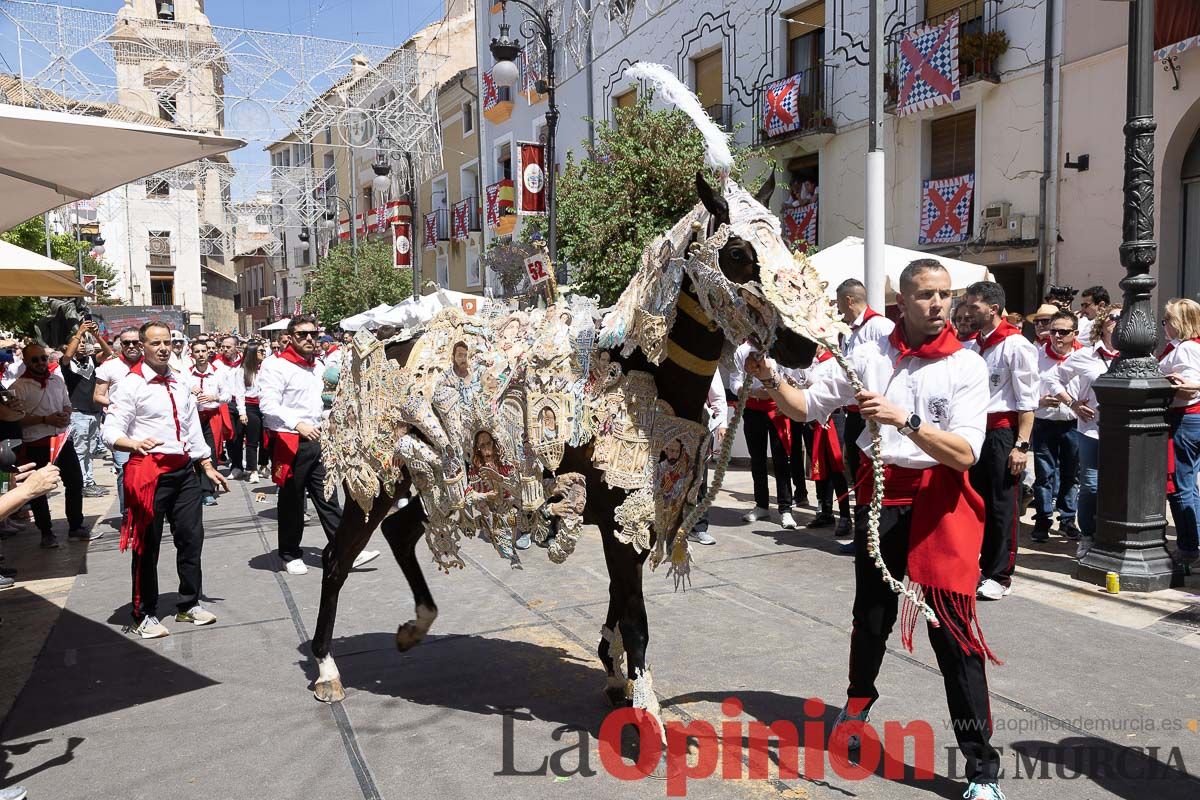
top-left (732, 249), bottom-right (746, 262)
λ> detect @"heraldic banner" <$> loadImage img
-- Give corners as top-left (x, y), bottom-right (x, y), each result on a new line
top-left (762, 73), bottom-right (803, 138)
top-left (423, 212), bottom-right (438, 251)
top-left (451, 199), bottom-right (471, 241)
top-left (920, 173), bottom-right (974, 245)
top-left (518, 142), bottom-right (547, 215)
top-left (897, 12), bottom-right (960, 117)
top-left (783, 201), bottom-right (818, 251)
top-left (393, 221), bottom-right (412, 268)
top-left (486, 179), bottom-right (515, 228)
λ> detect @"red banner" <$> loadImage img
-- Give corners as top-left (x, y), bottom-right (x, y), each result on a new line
top-left (482, 69), bottom-right (499, 111)
top-left (293, 299), bottom-right (302, 317)
top-left (518, 142), bottom-right (546, 215)
top-left (423, 212), bottom-right (438, 250)
top-left (451, 199), bottom-right (470, 241)
top-left (393, 221), bottom-right (412, 267)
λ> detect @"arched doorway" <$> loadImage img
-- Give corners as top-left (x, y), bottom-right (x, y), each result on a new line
top-left (1183, 128), bottom-right (1200, 299)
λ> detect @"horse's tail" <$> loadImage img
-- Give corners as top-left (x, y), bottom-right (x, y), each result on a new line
top-left (623, 62), bottom-right (733, 174)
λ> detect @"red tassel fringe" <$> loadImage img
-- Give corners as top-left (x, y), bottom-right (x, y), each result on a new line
top-left (900, 584), bottom-right (1002, 666)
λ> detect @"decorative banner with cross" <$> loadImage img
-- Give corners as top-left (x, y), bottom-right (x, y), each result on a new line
top-left (273, 297), bottom-right (282, 319)
top-left (423, 212), bottom-right (438, 250)
top-left (524, 252), bottom-right (551, 285)
top-left (897, 12), bottom-right (961, 117)
top-left (451, 199), bottom-right (471, 241)
top-left (762, 74), bottom-right (802, 138)
top-left (920, 173), bottom-right (974, 244)
top-left (482, 69), bottom-right (500, 112)
top-left (782, 201), bottom-right (818, 251)
top-left (518, 142), bottom-right (547, 215)
top-left (393, 221), bottom-right (412, 267)
top-left (520, 46), bottom-right (543, 104)
top-left (485, 179), bottom-right (515, 229)
top-left (293, 299), bottom-right (302, 317)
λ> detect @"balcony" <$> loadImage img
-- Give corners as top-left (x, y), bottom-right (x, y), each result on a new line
top-left (435, 208), bottom-right (450, 242)
top-left (704, 103), bottom-right (733, 134)
top-left (754, 64), bottom-right (836, 147)
top-left (885, 0), bottom-right (1003, 114)
top-left (462, 196), bottom-right (483, 232)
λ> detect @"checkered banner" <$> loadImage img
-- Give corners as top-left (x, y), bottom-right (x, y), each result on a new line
top-left (423, 211), bottom-right (438, 250)
top-left (485, 179), bottom-right (514, 228)
top-left (762, 74), bottom-right (803, 138)
top-left (482, 69), bottom-right (500, 111)
top-left (920, 173), bottom-right (974, 244)
top-left (782, 201), bottom-right (818, 250)
top-left (897, 12), bottom-right (960, 117)
top-left (451, 198), bottom-right (470, 241)
top-left (520, 47), bottom-right (542, 102)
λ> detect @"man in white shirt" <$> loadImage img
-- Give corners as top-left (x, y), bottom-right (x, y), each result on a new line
top-left (184, 340), bottom-right (230, 506)
top-left (1030, 310), bottom-right (1082, 543)
top-left (11, 343), bottom-right (89, 548)
top-left (745, 260), bottom-right (1003, 800)
top-left (961, 281), bottom-right (1038, 601)
top-left (94, 327), bottom-right (144, 518)
top-left (168, 331), bottom-right (188, 373)
top-left (103, 321), bottom-right (228, 639)
top-left (212, 334), bottom-right (246, 477)
top-left (258, 316), bottom-right (377, 574)
top-left (1075, 285), bottom-right (1110, 345)
top-left (686, 371), bottom-right (729, 546)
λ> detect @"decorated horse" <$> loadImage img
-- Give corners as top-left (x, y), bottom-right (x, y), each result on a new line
top-left (307, 64), bottom-right (917, 732)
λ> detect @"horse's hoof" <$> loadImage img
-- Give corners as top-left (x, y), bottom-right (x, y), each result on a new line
top-left (313, 678), bottom-right (345, 703)
top-left (395, 622), bottom-right (423, 652)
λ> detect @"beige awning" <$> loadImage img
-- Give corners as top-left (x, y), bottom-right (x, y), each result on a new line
top-left (0, 238), bottom-right (84, 296)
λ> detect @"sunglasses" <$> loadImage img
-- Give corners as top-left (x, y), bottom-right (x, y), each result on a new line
top-left (1048, 329), bottom-right (1076, 337)
top-left (292, 330), bottom-right (319, 339)
top-left (121, 340), bottom-right (141, 347)
top-left (1034, 318), bottom-right (1052, 326)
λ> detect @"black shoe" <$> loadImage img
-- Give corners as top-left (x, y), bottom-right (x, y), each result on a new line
top-left (1059, 522), bottom-right (1081, 540)
top-left (834, 517), bottom-right (852, 538)
top-left (1030, 521), bottom-right (1051, 543)
top-left (806, 511), bottom-right (836, 529)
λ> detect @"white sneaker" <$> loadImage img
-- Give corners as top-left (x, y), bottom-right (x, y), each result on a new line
top-left (352, 549), bottom-right (380, 569)
top-left (743, 507), bottom-right (769, 523)
top-left (977, 579), bottom-right (1006, 601)
top-left (175, 605), bottom-right (217, 625)
top-left (780, 511), bottom-right (798, 530)
top-left (246, 471), bottom-right (260, 484)
top-left (285, 558), bottom-right (309, 575)
top-left (135, 615), bottom-right (170, 639)
top-left (830, 702), bottom-right (871, 752)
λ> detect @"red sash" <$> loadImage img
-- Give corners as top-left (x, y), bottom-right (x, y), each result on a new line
top-left (976, 319), bottom-right (1023, 354)
top-left (198, 406), bottom-right (233, 462)
top-left (121, 453), bottom-right (191, 554)
top-left (745, 397), bottom-right (791, 457)
top-left (809, 351), bottom-right (844, 480)
top-left (271, 432), bottom-right (301, 487)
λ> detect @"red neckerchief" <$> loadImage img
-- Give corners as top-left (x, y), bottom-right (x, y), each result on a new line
top-left (279, 344), bottom-right (316, 368)
top-left (976, 319), bottom-right (1023, 354)
top-left (853, 307), bottom-right (882, 330)
top-left (816, 350), bottom-right (834, 364)
top-left (190, 363), bottom-right (218, 392)
top-left (1096, 344), bottom-right (1119, 362)
top-left (1043, 340), bottom-right (1083, 363)
top-left (213, 354), bottom-right (243, 368)
top-left (888, 322), bottom-right (962, 366)
top-left (17, 370), bottom-right (50, 389)
top-left (120, 353), bottom-right (141, 368)
top-left (1159, 337), bottom-right (1200, 361)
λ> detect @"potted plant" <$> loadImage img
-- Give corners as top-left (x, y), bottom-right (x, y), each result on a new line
top-left (884, 57), bottom-right (900, 104)
top-left (981, 29), bottom-right (1010, 71)
top-left (959, 31), bottom-right (983, 74)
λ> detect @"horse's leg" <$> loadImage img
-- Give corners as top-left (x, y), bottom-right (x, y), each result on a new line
top-left (602, 528), bottom-right (659, 725)
top-left (597, 522), bottom-right (629, 707)
top-left (378, 500), bottom-right (437, 651)
top-left (311, 485), bottom-right (395, 703)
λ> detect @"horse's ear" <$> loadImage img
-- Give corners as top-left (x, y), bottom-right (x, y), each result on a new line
top-left (696, 172), bottom-right (728, 225)
top-left (754, 169), bottom-right (776, 207)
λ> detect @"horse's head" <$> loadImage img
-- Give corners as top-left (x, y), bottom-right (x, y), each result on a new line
top-left (695, 172), bottom-right (839, 370)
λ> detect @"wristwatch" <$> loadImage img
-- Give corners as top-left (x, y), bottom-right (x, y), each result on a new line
top-left (897, 413), bottom-right (922, 437)
top-left (1015, 440), bottom-right (1031, 453)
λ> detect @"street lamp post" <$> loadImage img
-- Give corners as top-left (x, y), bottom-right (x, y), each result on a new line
top-left (490, 0), bottom-right (559, 276)
top-left (319, 194), bottom-right (357, 271)
top-left (1077, 0), bottom-right (1179, 591)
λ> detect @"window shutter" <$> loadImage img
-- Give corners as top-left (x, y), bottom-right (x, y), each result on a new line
top-left (693, 51), bottom-right (723, 106)
top-left (929, 111), bottom-right (975, 181)
top-left (786, 2), bottom-right (825, 39)
top-left (925, 0), bottom-right (964, 20)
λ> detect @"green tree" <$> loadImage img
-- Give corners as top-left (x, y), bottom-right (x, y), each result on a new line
top-left (0, 217), bottom-right (124, 333)
top-left (302, 236), bottom-right (413, 327)
top-left (557, 97), bottom-right (762, 305)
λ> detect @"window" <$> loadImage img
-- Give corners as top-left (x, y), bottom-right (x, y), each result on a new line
top-left (146, 178), bottom-right (170, 198)
top-left (151, 277), bottom-right (174, 305)
top-left (148, 231), bottom-right (172, 266)
top-left (466, 239), bottom-right (481, 287)
top-left (324, 126), bottom-right (332, 145)
top-left (462, 101), bottom-right (474, 135)
top-left (786, 2), bottom-right (825, 75)
top-left (928, 110), bottom-right (976, 180)
top-left (497, 141), bottom-right (513, 181)
top-left (436, 251), bottom-right (449, 288)
top-left (926, 0), bottom-right (967, 20)
top-left (692, 50), bottom-right (723, 106)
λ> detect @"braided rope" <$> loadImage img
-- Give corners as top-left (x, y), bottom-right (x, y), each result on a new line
top-left (675, 380), bottom-right (752, 540)
top-left (826, 347), bottom-right (939, 627)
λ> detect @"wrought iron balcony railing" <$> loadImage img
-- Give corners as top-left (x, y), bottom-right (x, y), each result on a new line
top-left (704, 102), bottom-right (733, 134)
top-left (754, 63), bottom-right (836, 146)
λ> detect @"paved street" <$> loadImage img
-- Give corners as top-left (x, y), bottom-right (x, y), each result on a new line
top-left (2, 464), bottom-right (1200, 800)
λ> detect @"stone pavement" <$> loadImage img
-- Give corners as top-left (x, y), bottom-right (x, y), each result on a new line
top-left (2, 461), bottom-right (1199, 800)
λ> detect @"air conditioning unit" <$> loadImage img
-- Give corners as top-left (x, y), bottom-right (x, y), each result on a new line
top-left (982, 201), bottom-right (1011, 230)
top-left (1021, 214), bottom-right (1039, 241)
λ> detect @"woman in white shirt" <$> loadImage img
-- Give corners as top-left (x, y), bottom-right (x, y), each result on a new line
top-left (233, 344), bottom-right (265, 484)
top-left (1158, 298), bottom-right (1200, 564)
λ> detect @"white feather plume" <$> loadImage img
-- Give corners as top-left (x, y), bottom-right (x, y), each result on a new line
top-left (624, 62), bottom-right (733, 173)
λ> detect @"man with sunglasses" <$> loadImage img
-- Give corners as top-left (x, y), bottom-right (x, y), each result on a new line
top-left (12, 343), bottom-right (89, 547)
top-left (1076, 285), bottom-right (1110, 346)
top-left (258, 316), bottom-right (378, 575)
top-left (95, 328), bottom-right (144, 519)
top-left (1030, 310), bottom-right (1083, 543)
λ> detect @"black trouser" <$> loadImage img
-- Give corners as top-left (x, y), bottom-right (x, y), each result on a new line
top-left (802, 418), bottom-right (851, 518)
top-left (224, 402), bottom-right (244, 471)
top-left (848, 505), bottom-right (999, 782)
top-left (971, 426), bottom-right (1020, 587)
top-left (277, 439), bottom-right (343, 561)
top-left (130, 463), bottom-right (204, 620)
top-left (743, 407), bottom-right (805, 512)
top-left (197, 412), bottom-right (218, 495)
top-left (244, 405), bottom-right (263, 472)
top-left (844, 410), bottom-right (866, 504)
top-left (691, 464), bottom-right (712, 534)
top-left (24, 438), bottom-right (84, 535)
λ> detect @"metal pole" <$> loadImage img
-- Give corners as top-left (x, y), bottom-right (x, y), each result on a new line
top-left (543, 13), bottom-right (559, 280)
top-left (43, 212), bottom-right (52, 258)
top-left (407, 152), bottom-right (419, 300)
top-left (74, 209), bottom-right (84, 281)
top-left (1077, 0), bottom-right (1177, 591)
top-left (864, 0), bottom-right (885, 312)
